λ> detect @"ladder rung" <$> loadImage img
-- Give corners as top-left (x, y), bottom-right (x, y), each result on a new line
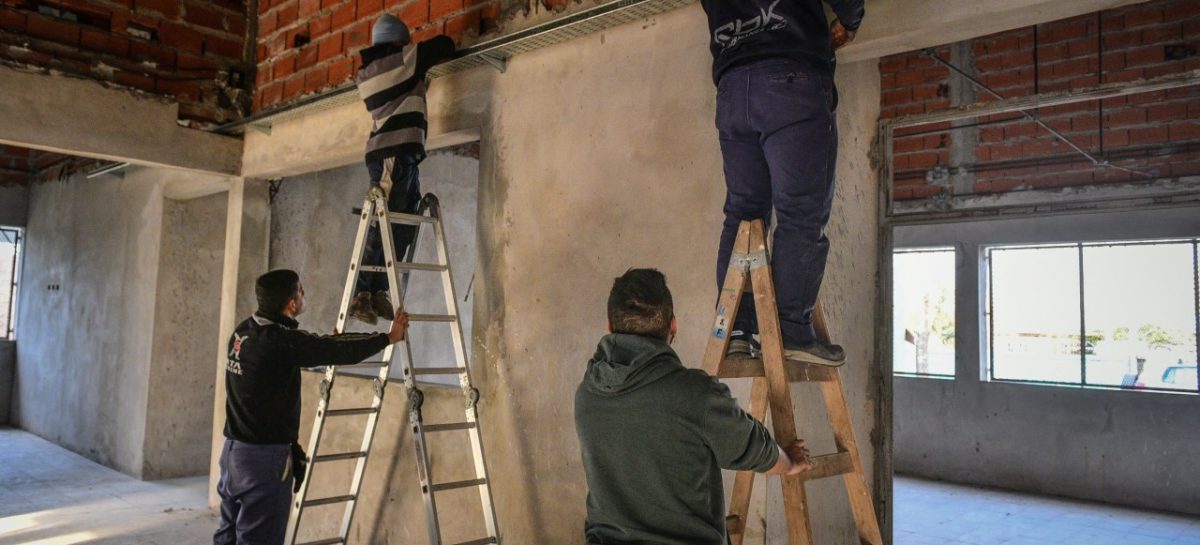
top-left (423, 422), bottom-right (476, 432)
top-left (358, 263), bottom-right (444, 272)
top-left (411, 367), bottom-right (467, 375)
top-left (324, 407), bottom-right (379, 417)
top-left (717, 358), bottom-right (836, 382)
top-left (296, 538), bottom-right (344, 545)
top-left (794, 452), bottom-right (855, 482)
top-left (358, 265), bottom-right (387, 273)
top-left (408, 313), bottom-right (457, 322)
top-left (431, 478), bottom-right (487, 492)
top-left (342, 361), bottom-right (389, 369)
top-left (387, 211), bottom-right (438, 225)
top-left (303, 495), bottom-right (356, 507)
top-left (451, 538), bottom-right (498, 545)
top-left (313, 451), bottom-right (368, 463)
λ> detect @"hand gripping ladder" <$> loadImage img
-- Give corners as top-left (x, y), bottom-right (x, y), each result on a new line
top-left (702, 219), bottom-right (882, 545)
top-left (285, 189), bottom-right (501, 545)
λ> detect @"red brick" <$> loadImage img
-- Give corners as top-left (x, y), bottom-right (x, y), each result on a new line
top-left (879, 56), bottom-right (906, 73)
top-left (273, 52), bottom-right (296, 78)
top-left (81, 28), bottom-right (131, 56)
top-left (882, 88), bottom-right (910, 107)
top-left (206, 35), bottom-right (244, 59)
top-left (316, 33), bottom-right (342, 61)
top-left (343, 19), bottom-right (370, 49)
top-left (131, 40), bottom-right (176, 68)
top-left (1164, 0), bottom-right (1200, 21)
top-left (1141, 26), bottom-right (1182, 45)
top-left (282, 74), bottom-right (305, 100)
top-left (1072, 114), bottom-right (1100, 132)
top-left (26, 13), bottom-right (81, 46)
top-left (1125, 45), bottom-right (1164, 67)
top-left (309, 13), bottom-right (332, 37)
top-left (259, 11), bottom-right (278, 36)
top-left (185, 3), bottom-right (226, 32)
top-left (177, 51), bottom-right (218, 70)
top-left (295, 43), bottom-right (318, 69)
top-left (321, 0), bottom-right (346, 8)
top-left (1124, 7), bottom-right (1163, 28)
top-left (356, 0), bottom-right (383, 19)
top-left (444, 7), bottom-right (480, 40)
top-left (1105, 68), bottom-right (1145, 82)
top-left (277, 0), bottom-right (300, 28)
top-left (156, 78), bottom-right (203, 101)
top-left (328, 55), bottom-right (354, 82)
top-left (160, 22), bottom-right (204, 53)
top-left (0, 7), bottom-right (26, 31)
top-left (112, 69), bottom-right (156, 90)
top-left (331, 1), bottom-right (355, 30)
top-left (136, 0), bottom-right (181, 18)
top-left (1102, 30), bottom-right (1141, 50)
top-left (303, 64), bottom-right (329, 91)
top-left (1169, 122), bottom-right (1200, 141)
top-left (1044, 18), bottom-right (1090, 43)
top-left (299, 0), bottom-right (321, 18)
top-left (430, 0), bottom-right (462, 20)
top-left (1129, 125), bottom-right (1169, 143)
top-left (259, 81), bottom-right (284, 108)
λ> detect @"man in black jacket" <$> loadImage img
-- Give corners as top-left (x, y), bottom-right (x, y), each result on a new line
top-left (575, 269), bottom-right (813, 545)
top-left (213, 269), bottom-right (409, 545)
top-left (700, 0), bottom-right (864, 366)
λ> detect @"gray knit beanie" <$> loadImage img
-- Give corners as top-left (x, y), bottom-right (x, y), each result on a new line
top-left (371, 13), bottom-right (410, 46)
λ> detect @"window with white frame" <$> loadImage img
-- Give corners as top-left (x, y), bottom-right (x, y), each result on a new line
top-left (985, 238), bottom-right (1199, 393)
top-left (893, 248), bottom-right (956, 377)
top-left (0, 227), bottom-right (20, 340)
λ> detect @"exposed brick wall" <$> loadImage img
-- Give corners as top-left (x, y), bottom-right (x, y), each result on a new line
top-left (254, 0), bottom-right (513, 112)
top-left (0, 145), bottom-right (34, 187)
top-left (0, 0), bottom-right (252, 126)
top-left (879, 0), bottom-right (1200, 201)
top-left (0, 144), bottom-right (101, 186)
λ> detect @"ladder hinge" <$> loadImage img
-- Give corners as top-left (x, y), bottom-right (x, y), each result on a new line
top-left (319, 379), bottom-right (331, 402)
top-left (373, 378), bottom-right (386, 398)
top-left (731, 249), bottom-right (768, 272)
top-left (466, 387), bottom-right (480, 410)
top-left (409, 388), bottom-right (425, 421)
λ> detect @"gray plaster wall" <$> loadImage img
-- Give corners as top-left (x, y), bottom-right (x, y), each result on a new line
top-left (893, 205), bottom-right (1200, 515)
top-left (143, 193), bottom-right (227, 479)
top-left (14, 173), bottom-right (164, 476)
top-left (267, 7), bottom-right (883, 544)
top-left (0, 185), bottom-right (29, 227)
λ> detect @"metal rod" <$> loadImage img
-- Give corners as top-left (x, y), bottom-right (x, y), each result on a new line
top-left (1193, 239), bottom-right (1199, 394)
top-left (921, 49), bottom-right (1152, 179)
top-left (987, 249), bottom-right (996, 382)
top-left (1077, 243), bottom-right (1088, 386)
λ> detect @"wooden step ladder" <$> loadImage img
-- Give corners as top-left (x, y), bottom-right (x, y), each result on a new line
top-left (701, 219), bottom-right (883, 545)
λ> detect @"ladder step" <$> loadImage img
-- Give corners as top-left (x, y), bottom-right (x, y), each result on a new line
top-left (387, 211), bottom-right (438, 225)
top-left (423, 422), bottom-right (476, 432)
top-left (794, 452), bottom-right (855, 482)
top-left (342, 361), bottom-right (389, 369)
top-left (411, 366), bottom-right (467, 376)
top-left (717, 358), bottom-right (835, 382)
top-left (358, 263), bottom-right (446, 273)
top-left (324, 407), bottom-right (379, 417)
top-left (303, 495), bottom-right (356, 507)
top-left (431, 478), bottom-right (488, 492)
top-left (451, 538), bottom-right (498, 545)
top-left (408, 313), bottom-right (457, 322)
top-left (313, 451), bottom-right (368, 463)
top-left (296, 538), bottom-right (344, 545)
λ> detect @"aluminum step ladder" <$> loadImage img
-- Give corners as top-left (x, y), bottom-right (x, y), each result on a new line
top-left (285, 190), bottom-right (501, 545)
top-left (702, 219), bottom-right (883, 545)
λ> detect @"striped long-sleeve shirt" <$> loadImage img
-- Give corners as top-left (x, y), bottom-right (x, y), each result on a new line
top-left (357, 36), bottom-right (456, 164)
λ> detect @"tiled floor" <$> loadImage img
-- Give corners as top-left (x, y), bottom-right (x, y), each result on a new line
top-left (895, 475), bottom-right (1200, 545)
top-left (2, 427), bottom-right (1198, 544)
top-left (0, 427), bottom-right (217, 545)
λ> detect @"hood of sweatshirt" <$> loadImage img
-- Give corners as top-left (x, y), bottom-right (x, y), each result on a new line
top-left (583, 333), bottom-right (683, 396)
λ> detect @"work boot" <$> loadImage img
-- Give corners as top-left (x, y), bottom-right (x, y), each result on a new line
top-left (372, 291), bottom-right (395, 321)
top-left (784, 340), bottom-right (846, 367)
top-left (349, 292), bottom-right (378, 325)
top-left (725, 334), bottom-right (759, 360)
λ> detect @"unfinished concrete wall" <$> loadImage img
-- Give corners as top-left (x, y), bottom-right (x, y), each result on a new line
top-left (251, 5), bottom-right (883, 544)
top-left (143, 192), bottom-right (227, 479)
top-left (13, 172), bottom-right (164, 476)
top-left (894, 205), bottom-right (1200, 516)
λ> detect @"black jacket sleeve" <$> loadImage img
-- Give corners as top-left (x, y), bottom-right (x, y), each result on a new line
top-left (415, 35), bottom-right (457, 79)
top-left (825, 0), bottom-right (865, 31)
top-left (280, 330), bottom-right (391, 368)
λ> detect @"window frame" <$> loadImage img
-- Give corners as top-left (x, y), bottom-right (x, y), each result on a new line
top-left (981, 237), bottom-right (1200, 394)
top-left (892, 246), bottom-right (958, 380)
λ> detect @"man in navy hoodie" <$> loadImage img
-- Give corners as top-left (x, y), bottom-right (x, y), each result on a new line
top-left (700, 0), bottom-right (864, 365)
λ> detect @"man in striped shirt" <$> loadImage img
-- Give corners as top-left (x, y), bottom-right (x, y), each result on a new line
top-left (349, 14), bottom-right (455, 324)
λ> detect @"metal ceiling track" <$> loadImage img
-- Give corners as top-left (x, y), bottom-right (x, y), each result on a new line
top-left (214, 0), bottom-right (696, 135)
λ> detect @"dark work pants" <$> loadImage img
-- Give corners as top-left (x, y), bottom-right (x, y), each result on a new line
top-left (356, 155), bottom-right (422, 295)
top-left (213, 439), bottom-right (292, 545)
top-left (714, 60), bottom-right (838, 346)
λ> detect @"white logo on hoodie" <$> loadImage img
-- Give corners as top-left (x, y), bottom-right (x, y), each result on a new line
top-left (713, 0), bottom-right (788, 49)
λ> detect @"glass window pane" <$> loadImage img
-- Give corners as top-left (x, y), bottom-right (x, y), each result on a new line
top-left (0, 229), bottom-right (16, 339)
top-left (989, 245), bottom-right (1082, 383)
top-left (1083, 242), bottom-right (1198, 392)
top-left (893, 249), bottom-right (956, 376)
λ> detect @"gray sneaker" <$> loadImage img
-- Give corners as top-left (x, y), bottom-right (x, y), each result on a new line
top-left (349, 292), bottom-right (378, 325)
top-left (726, 339), bottom-right (757, 360)
top-left (784, 340), bottom-right (846, 367)
top-left (371, 291), bottom-right (395, 321)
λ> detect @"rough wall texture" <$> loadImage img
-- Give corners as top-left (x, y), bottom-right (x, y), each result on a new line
top-left (143, 192), bottom-right (227, 479)
top-left (241, 5), bottom-right (883, 544)
top-left (893, 206), bottom-right (1200, 516)
top-left (13, 172), bottom-right (164, 476)
top-left (0, 0), bottom-right (252, 124)
top-left (879, 0), bottom-right (1200, 200)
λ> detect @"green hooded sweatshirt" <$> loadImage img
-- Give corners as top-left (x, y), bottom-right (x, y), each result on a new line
top-left (575, 333), bottom-right (779, 545)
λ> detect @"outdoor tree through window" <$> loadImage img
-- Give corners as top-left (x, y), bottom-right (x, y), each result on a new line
top-left (894, 248), bottom-right (956, 377)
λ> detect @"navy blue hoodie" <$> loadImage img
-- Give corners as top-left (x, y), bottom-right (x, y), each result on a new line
top-left (700, 0), bottom-right (865, 83)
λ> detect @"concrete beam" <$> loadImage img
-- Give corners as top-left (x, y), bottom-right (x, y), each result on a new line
top-left (840, 0), bottom-right (1144, 64)
top-left (0, 65), bottom-right (242, 176)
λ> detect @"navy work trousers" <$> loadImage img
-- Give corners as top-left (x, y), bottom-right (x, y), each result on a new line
top-left (714, 59), bottom-right (838, 346)
top-left (213, 439), bottom-right (293, 545)
top-left (356, 155), bottom-right (422, 295)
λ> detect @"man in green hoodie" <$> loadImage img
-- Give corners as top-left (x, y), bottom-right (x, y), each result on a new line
top-left (575, 269), bottom-right (813, 545)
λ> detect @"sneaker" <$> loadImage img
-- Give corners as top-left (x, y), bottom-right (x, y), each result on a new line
top-left (372, 291), bottom-right (395, 321)
top-left (349, 292), bottom-right (378, 325)
top-left (784, 340), bottom-right (846, 367)
top-left (726, 339), bottom-right (756, 360)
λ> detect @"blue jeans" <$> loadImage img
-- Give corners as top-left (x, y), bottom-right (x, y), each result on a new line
top-left (714, 60), bottom-right (838, 346)
top-left (214, 440), bottom-right (293, 545)
top-left (356, 155), bottom-right (422, 294)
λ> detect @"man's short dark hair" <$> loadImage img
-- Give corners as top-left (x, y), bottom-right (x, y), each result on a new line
top-left (607, 268), bottom-right (673, 340)
top-left (256, 269), bottom-right (301, 314)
